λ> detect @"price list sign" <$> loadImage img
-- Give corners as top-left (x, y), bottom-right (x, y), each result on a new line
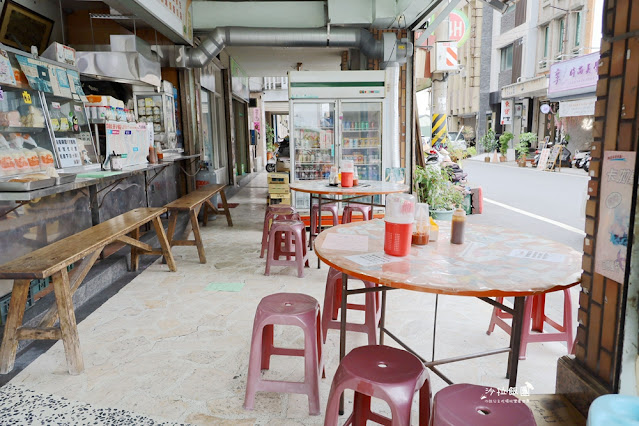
top-left (54, 138), bottom-right (82, 167)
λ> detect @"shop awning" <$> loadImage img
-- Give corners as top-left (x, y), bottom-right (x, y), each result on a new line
top-left (500, 75), bottom-right (548, 99)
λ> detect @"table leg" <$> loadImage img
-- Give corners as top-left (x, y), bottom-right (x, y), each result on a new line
top-left (219, 189), bottom-right (234, 227)
top-left (130, 227), bottom-right (140, 271)
top-left (153, 217), bottom-right (177, 272)
top-left (308, 193), bottom-right (314, 250)
top-left (190, 206), bottom-right (207, 264)
top-left (52, 269), bottom-right (84, 375)
top-left (506, 296), bottom-right (526, 387)
top-left (532, 294), bottom-right (545, 332)
top-left (0, 279), bottom-right (30, 374)
top-left (379, 289), bottom-right (387, 345)
top-left (339, 272), bottom-right (349, 415)
top-left (317, 194), bottom-right (322, 269)
top-left (369, 195), bottom-right (374, 220)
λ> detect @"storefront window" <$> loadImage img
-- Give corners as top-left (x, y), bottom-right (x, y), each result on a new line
top-left (543, 26), bottom-right (550, 58)
top-left (574, 11), bottom-right (582, 47)
top-left (500, 44), bottom-right (513, 71)
top-left (558, 18), bottom-right (566, 53)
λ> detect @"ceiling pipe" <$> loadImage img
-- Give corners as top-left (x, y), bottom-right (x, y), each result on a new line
top-left (153, 26), bottom-right (410, 68)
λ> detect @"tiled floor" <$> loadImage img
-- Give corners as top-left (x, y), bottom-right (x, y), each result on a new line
top-left (5, 173), bottom-right (579, 425)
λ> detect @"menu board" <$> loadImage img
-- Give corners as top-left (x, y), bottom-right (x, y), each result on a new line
top-left (595, 151), bottom-right (635, 283)
top-left (536, 148), bottom-right (551, 170)
top-left (54, 137), bottom-right (82, 167)
top-left (105, 121), bottom-right (151, 167)
top-left (15, 55), bottom-right (53, 93)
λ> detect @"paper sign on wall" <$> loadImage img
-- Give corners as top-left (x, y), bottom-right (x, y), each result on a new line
top-left (54, 138), bottom-right (82, 167)
top-left (594, 151), bottom-right (635, 283)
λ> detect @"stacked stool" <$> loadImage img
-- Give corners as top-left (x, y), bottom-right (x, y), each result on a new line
top-left (310, 202), bottom-right (339, 243)
top-left (244, 293), bottom-right (323, 415)
top-left (342, 203), bottom-right (372, 224)
top-left (432, 384), bottom-right (536, 425)
top-left (325, 345), bottom-right (431, 425)
top-left (322, 267), bottom-right (380, 345)
top-left (265, 219), bottom-right (309, 278)
top-left (260, 205), bottom-right (300, 258)
top-left (486, 290), bottom-right (573, 359)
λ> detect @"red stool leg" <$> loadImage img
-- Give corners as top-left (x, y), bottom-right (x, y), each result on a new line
top-left (260, 211), bottom-right (272, 258)
top-left (418, 380), bottom-right (432, 426)
top-left (294, 227), bottom-right (305, 278)
top-left (303, 311), bottom-right (321, 415)
top-left (486, 297), bottom-right (504, 335)
top-left (518, 296), bottom-right (534, 360)
top-left (564, 289), bottom-right (574, 353)
top-left (261, 324), bottom-right (274, 370)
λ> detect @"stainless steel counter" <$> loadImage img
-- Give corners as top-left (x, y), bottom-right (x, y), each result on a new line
top-left (0, 158), bottom-right (198, 202)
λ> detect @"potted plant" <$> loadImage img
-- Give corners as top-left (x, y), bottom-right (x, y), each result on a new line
top-left (479, 129), bottom-right (497, 162)
top-left (499, 132), bottom-right (513, 162)
top-left (414, 165), bottom-right (465, 220)
top-left (265, 123), bottom-right (277, 160)
top-left (516, 132), bottom-right (536, 167)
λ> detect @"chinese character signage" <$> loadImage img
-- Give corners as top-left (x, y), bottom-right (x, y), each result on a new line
top-left (500, 100), bottom-right (513, 125)
top-left (54, 138), bottom-right (82, 168)
top-left (595, 151), bottom-right (635, 283)
top-left (548, 53), bottom-right (600, 98)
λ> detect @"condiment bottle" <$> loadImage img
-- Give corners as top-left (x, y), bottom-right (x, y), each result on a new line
top-left (155, 142), bottom-right (164, 161)
top-left (412, 203), bottom-right (430, 245)
top-left (450, 207), bottom-right (466, 244)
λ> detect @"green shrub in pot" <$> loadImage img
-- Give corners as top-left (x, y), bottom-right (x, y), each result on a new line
top-left (414, 165), bottom-right (464, 220)
top-left (499, 132), bottom-right (514, 156)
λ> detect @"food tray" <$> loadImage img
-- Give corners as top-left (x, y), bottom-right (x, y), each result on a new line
top-left (55, 173), bottom-right (77, 185)
top-left (0, 177), bottom-right (56, 192)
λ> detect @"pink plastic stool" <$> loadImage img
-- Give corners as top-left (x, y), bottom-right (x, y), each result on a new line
top-left (324, 345), bottom-right (431, 426)
top-left (310, 202), bottom-right (339, 241)
top-left (260, 205), bottom-right (300, 258)
top-left (265, 220), bottom-right (309, 278)
top-left (244, 293), bottom-right (324, 415)
top-left (322, 267), bottom-right (380, 345)
top-left (432, 384), bottom-right (535, 425)
top-left (342, 203), bottom-right (372, 224)
top-left (486, 290), bottom-right (573, 359)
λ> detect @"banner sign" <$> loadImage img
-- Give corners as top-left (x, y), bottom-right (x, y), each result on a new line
top-left (595, 151), bottom-right (635, 283)
top-left (548, 53), bottom-right (600, 98)
top-left (500, 100), bottom-right (513, 125)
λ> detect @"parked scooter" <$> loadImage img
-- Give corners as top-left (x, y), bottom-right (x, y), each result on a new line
top-left (582, 152), bottom-right (591, 172)
top-left (572, 150), bottom-right (591, 168)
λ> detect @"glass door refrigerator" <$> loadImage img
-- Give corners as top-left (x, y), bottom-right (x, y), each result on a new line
top-left (288, 70), bottom-right (389, 210)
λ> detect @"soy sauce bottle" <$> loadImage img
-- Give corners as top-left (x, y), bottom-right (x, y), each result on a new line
top-left (450, 207), bottom-right (466, 244)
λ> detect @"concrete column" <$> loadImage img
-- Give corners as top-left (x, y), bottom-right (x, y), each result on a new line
top-left (431, 16), bottom-right (450, 147)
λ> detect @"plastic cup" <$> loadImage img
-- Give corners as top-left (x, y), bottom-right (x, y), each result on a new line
top-left (341, 171), bottom-right (354, 187)
top-left (384, 222), bottom-right (413, 256)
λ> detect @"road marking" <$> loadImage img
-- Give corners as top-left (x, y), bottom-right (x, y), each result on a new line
top-left (484, 198), bottom-right (587, 235)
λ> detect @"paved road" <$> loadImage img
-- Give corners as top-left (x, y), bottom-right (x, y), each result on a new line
top-left (462, 161), bottom-right (590, 251)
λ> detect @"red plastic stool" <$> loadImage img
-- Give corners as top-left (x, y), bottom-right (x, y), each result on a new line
top-left (265, 220), bottom-right (309, 278)
top-left (244, 293), bottom-right (324, 415)
top-left (322, 267), bottom-right (380, 345)
top-left (432, 384), bottom-right (535, 425)
top-left (310, 202), bottom-right (339, 242)
top-left (260, 205), bottom-right (300, 258)
top-left (342, 203), bottom-right (372, 224)
top-left (324, 345), bottom-right (431, 426)
top-left (486, 290), bottom-right (574, 359)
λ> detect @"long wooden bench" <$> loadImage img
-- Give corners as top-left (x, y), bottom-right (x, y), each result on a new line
top-left (164, 184), bottom-right (233, 264)
top-left (0, 207), bottom-right (176, 375)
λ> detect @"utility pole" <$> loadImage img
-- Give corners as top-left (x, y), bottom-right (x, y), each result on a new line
top-left (431, 18), bottom-right (450, 149)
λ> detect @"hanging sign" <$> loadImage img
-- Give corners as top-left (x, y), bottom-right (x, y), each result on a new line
top-left (500, 100), bottom-right (513, 125)
top-left (595, 151), bottom-right (635, 283)
top-left (558, 97), bottom-right (596, 117)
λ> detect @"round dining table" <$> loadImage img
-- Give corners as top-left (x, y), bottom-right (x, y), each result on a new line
top-left (314, 219), bottom-right (582, 391)
top-left (289, 179), bottom-right (408, 267)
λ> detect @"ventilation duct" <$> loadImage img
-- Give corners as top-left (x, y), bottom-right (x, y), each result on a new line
top-left (153, 27), bottom-right (412, 69)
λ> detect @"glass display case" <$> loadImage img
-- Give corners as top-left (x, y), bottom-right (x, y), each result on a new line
top-left (42, 94), bottom-right (98, 168)
top-left (341, 102), bottom-right (383, 181)
top-left (133, 81), bottom-right (177, 150)
top-left (0, 86), bottom-right (56, 176)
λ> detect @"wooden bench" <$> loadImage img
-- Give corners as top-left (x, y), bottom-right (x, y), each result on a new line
top-left (0, 207), bottom-right (176, 375)
top-left (164, 184), bottom-right (233, 264)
